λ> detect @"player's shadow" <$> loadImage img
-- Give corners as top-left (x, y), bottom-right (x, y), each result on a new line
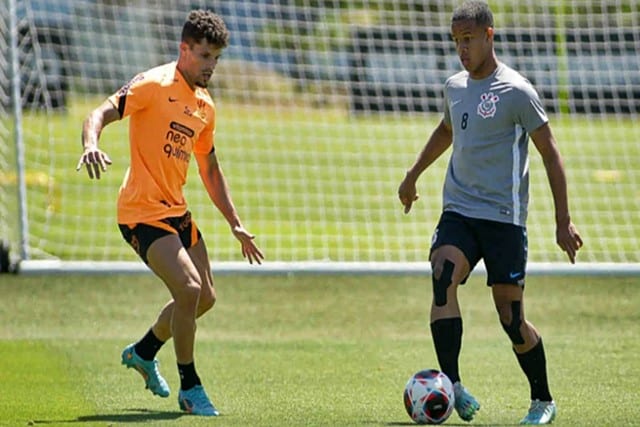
top-left (33, 408), bottom-right (183, 424)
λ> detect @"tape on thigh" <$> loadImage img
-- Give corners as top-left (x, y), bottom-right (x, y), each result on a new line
top-left (433, 259), bottom-right (454, 307)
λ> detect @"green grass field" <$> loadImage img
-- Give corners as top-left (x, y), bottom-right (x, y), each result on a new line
top-left (1, 273), bottom-right (638, 426)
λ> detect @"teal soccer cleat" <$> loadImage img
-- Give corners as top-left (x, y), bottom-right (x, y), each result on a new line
top-left (520, 400), bottom-right (557, 425)
top-left (453, 382), bottom-right (481, 422)
top-left (178, 385), bottom-right (219, 416)
top-left (121, 344), bottom-right (170, 398)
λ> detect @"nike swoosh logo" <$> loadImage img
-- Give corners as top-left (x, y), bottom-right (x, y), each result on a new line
top-left (509, 272), bottom-right (521, 279)
top-left (450, 99), bottom-right (462, 107)
top-left (168, 97), bottom-right (178, 102)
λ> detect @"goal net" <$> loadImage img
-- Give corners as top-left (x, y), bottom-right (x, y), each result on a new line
top-left (1, 0), bottom-right (638, 273)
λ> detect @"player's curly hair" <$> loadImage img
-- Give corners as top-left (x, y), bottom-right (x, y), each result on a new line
top-left (452, 1), bottom-right (494, 28)
top-left (181, 10), bottom-right (229, 48)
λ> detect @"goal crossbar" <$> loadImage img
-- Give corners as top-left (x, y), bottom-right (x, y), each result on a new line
top-left (16, 260), bottom-right (640, 276)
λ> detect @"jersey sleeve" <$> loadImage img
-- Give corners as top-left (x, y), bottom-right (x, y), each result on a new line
top-left (108, 72), bottom-right (157, 119)
top-left (514, 80), bottom-right (548, 133)
top-left (193, 120), bottom-right (215, 154)
top-left (192, 91), bottom-right (216, 154)
top-left (442, 81), bottom-right (452, 126)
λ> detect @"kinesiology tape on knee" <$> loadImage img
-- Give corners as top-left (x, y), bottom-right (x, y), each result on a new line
top-left (500, 300), bottom-right (525, 345)
top-left (433, 259), bottom-right (454, 307)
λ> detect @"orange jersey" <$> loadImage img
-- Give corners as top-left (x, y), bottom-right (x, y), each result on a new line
top-left (108, 62), bottom-right (216, 224)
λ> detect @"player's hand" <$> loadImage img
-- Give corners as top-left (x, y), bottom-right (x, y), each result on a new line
top-left (76, 147), bottom-right (112, 179)
top-left (556, 221), bottom-right (583, 264)
top-left (231, 225), bottom-right (264, 265)
top-left (398, 173), bottom-right (419, 214)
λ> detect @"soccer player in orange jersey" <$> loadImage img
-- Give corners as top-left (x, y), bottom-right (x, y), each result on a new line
top-left (77, 10), bottom-right (263, 416)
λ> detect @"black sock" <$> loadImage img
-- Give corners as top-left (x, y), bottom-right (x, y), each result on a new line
top-left (134, 329), bottom-right (165, 361)
top-left (430, 317), bottom-right (463, 384)
top-left (178, 362), bottom-right (202, 391)
top-left (514, 338), bottom-right (553, 401)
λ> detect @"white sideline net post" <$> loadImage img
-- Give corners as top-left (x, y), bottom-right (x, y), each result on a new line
top-left (0, 1), bottom-right (638, 274)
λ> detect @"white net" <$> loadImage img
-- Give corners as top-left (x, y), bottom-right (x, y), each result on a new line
top-left (1, 0), bottom-right (639, 267)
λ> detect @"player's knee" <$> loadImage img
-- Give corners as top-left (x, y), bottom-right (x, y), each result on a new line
top-left (498, 300), bottom-right (525, 345)
top-left (432, 259), bottom-right (455, 307)
top-left (174, 278), bottom-right (202, 307)
top-left (198, 287), bottom-right (216, 314)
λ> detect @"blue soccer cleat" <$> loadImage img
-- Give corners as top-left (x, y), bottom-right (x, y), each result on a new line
top-left (520, 400), bottom-right (557, 425)
top-left (453, 382), bottom-right (481, 422)
top-left (121, 344), bottom-right (170, 398)
top-left (178, 385), bottom-right (219, 416)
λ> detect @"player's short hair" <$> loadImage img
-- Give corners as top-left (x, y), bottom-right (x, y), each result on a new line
top-left (181, 10), bottom-right (229, 48)
top-left (452, 1), bottom-right (494, 28)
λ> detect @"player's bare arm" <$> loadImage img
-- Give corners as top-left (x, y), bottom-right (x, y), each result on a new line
top-left (398, 119), bottom-right (453, 214)
top-left (77, 99), bottom-right (119, 179)
top-left (195, 150), bottom-right (264, 264)
top-left (530, 123), bottom-right (584, 263)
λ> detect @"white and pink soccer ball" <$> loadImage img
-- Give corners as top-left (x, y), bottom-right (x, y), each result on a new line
top-left (403, 369), bottom-right (455, 425)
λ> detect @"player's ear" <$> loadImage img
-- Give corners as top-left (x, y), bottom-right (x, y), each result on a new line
top-left (486, 27), bottom-right (494, 40)
top-left (179, 41), bottom-right (190, 56)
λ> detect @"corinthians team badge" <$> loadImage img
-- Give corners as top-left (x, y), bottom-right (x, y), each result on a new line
top-left (477, 91), bottom-right (500, 118)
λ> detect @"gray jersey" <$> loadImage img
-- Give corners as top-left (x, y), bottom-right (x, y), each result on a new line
top-left (442, 62), bottom-right (548, 226)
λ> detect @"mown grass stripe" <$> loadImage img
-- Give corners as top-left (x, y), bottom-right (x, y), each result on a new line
top-left (0, 340), bottom-right (92, 424)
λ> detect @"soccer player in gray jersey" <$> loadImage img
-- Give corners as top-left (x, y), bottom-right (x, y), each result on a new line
top-left (398, 1), bottom-right (583, 425)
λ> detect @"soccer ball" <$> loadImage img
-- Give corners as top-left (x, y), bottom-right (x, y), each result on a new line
top-left (403, 369), bottom-right (455, 425)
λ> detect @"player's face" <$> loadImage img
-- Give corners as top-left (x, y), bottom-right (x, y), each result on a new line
top-left (179, 39), bottom-right (224, 89)
top-left (451, 19), bottom-right (495, 79)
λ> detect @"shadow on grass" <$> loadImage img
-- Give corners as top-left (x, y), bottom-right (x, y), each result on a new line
top-left (382, 423), bottom-right (518, 426)
top-left (382, 423), bottom-right (517, 427)
top-left (33, 408), bottom-right (183, 424)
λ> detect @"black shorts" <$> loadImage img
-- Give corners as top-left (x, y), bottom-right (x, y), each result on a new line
top-left (118, 210), bottom-right (202, 264)
top-left (430, 211), bottom-right (527, 286)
